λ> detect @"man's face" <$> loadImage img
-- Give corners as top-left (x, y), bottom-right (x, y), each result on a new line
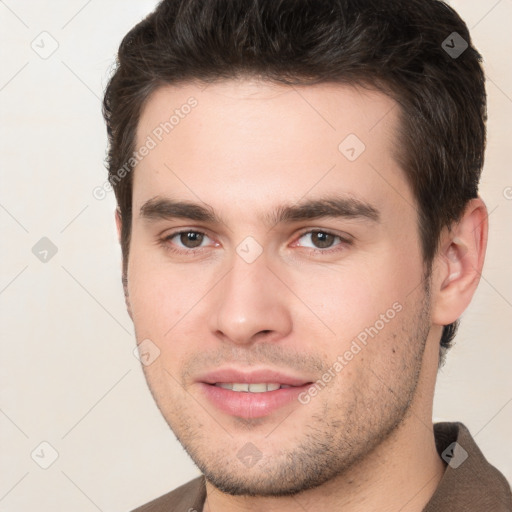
top-left (125, 80), bottom-right (435, 495)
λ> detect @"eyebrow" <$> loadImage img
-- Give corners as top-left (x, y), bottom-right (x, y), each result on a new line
top-left (139, 195), bottom-right (380, 227)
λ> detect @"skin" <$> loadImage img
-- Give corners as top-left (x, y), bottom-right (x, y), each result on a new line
top-left (117, 79), bottom-right (488, 511)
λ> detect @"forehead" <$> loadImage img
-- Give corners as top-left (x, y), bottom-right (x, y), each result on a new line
top-left (133, 79), bottom-right (411, 219)
top-left (136, 79), bottom-right (399, 151)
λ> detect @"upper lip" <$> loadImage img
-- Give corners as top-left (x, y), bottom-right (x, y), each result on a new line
top-left (197, 368), bottom-right (312, 387)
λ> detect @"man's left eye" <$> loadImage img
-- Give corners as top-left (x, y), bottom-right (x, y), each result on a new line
top-left (295, 230), bottom-right (350, 251)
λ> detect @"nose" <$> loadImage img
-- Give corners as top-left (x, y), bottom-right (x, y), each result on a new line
top-left (208, 250), bottom-right (293, 346)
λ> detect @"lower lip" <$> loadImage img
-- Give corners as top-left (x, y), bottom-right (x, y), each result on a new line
top-left (198, 383), bottom-right (311, 419)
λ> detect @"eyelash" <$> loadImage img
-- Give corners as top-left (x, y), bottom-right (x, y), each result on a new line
top-left (159, 228), bottom-right (352, 256)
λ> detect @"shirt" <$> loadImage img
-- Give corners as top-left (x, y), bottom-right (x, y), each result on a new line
top-left (130, 422), bottom-right (512, 511)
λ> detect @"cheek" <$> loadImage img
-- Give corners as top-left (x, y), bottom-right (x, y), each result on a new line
top-left (127, 252), bottom-right (189, 335)
top-left (128, 264), bottom-right (195, 383)
top-left (297, 259), bottom-right (422, 377)
top-left (287, 259), bottom-right (405, 342)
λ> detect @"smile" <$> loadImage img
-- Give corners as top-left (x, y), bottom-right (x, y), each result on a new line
top-left (214, 383), bottom-right (294, 392)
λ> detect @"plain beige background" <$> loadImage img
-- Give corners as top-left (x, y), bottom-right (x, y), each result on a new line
top-left (0, 1), bottom-right (511, 510)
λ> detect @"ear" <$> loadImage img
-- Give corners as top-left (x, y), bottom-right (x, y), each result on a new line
top-left (114, 208), bottom-right (133, 320)
top-left (115, 207), bottom-right (122, 243)
top-left (431, 197), bottom-right (488, 326)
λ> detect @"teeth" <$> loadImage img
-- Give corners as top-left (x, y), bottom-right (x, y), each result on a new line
top-left (232, 383), bottom-right (249, 392)
top-left (214, 383), bottom-right (283, 392)
top-left (246, 383), bottom-right (267, 393)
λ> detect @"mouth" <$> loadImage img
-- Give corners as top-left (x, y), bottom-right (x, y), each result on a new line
top-left (213, 382), bottom-right (295, 392)
top-left (197, 369), bottom-right (313, 419)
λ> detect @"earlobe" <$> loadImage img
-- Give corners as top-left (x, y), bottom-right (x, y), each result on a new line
top-left (122, 272), bottom-right (133, 321)
top-left (114, 207), bottom-right (133, 320)
top-left (115, 207), bottom-right (122, 243)
top-left (431, 198), bottom-right (488, 326)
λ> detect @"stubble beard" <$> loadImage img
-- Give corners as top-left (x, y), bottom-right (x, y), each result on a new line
top-left (152, 289), bottom-right (432, 498)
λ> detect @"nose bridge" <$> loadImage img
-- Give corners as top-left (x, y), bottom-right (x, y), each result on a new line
top-left (209, 249), bottom-right (292, 345)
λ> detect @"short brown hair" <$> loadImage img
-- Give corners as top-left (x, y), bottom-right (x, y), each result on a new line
top-left (102, 0), bottom-right (486, 357)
